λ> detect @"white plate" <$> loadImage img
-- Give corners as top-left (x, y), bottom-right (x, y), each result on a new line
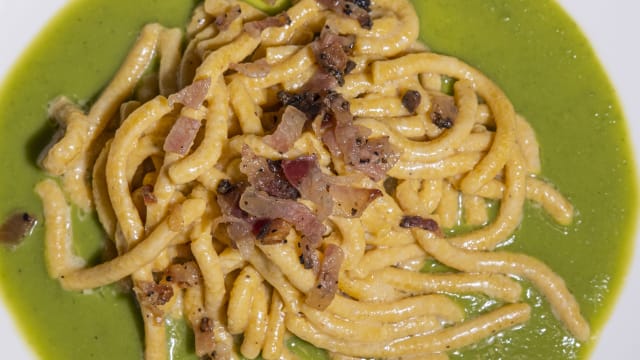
top-left (0, 0), bottom-right (638, 359)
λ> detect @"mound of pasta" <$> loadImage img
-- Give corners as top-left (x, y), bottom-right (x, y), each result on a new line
top-left (35, 0), bottom-right (589, 359)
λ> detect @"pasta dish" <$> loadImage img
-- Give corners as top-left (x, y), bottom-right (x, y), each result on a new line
top-left (35, 0), bottom-right (590, 358)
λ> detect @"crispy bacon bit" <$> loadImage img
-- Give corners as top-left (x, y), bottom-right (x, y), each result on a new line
top-left (317, 0), bottom-right (372, 29)
top-left (216, 180), bottom-right (247, 218)
top-left (240, 187), bottom-right (324, 270)
top-left (168, 78), bottom-right (211, 109)
top-left (163, 116), bottom-right (202, 155)
top-left (351, 0), bottom-right (371, 11)
top-left (216, 179), bottom-right (235, 195)
top-left (281, 155), bottom-right (317, 187)
top-left (230, 59), bottom-right (271, 78)
top-left (329, 184), bottom-right (381, 218)
top-left (344, 60), bottom-right (356, 75)
top-left (278, 88), bottom-right (325, 119)
top-left (320, 92), bottom-right (399, 180)
top-left (402, 90), bottom-right (422, 114)
top-left (215, 180), bottom-right (256, 258)
top-left (305, 244), bottom-right (345, 310)
top-left (253, 218), bottom-right (292, 244)
top-left (133, 280), bottom-right (174, 323)
top-left (263, 106), bottom-right (307, 153)
top-left (323, 91), bottom-right (353, 126)
top-left (383, 177), bottom-right (399, 195)
top-left (281, 77), bottom-right (398, 181)
top-left (194, 316), bottom-right (216, 358)
top-left (140, 184), bottom-right (157, 205)
top-left (244, 13), bottom-right (291, 38)
top-left (430, 94), bottom-right (458, 129)
top-left (240, 147), bottom-right (300, 200)
top-left (349, 135), bottom-right (398, 181)
top-left (311, 27), bottom-right (355, 86)
top-left (282, 155), bottom-right (334, 219)
top-left (166, 261), bottom-right (201, 288)
top-left (214, 5), bottom-right (242, 31)
top-left (239, 187), bottom-right (324, 242)
top-left (199, 316), bottom-right (214, 333)
top-left (0, 212), bottom-right (37, 247)
top-left (400, 215), bottom-right (443, 236)
top-left (282, 155), bottom-right (381, 218)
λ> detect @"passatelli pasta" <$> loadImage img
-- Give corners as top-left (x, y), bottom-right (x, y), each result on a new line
top-left (35, 0), bottom-right (589, 359)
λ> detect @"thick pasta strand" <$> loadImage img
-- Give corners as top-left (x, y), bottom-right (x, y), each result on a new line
top-left (347, 243), bottom-right (425, 279)
top-left (448, 149), bottom-right (527, 250)
top-left (41, 24), bottom-right (163, 176)
top-left (227, 265), bottom-right (263, 334)
top-left (240, 282), bottom-right (270, 358)
top-left (262, 292), bottom-right (287, 360)
top-left (285, 303), bottom-right (531, 357)
top-left (373, 267), bottom-right (522, 303)
top-left (35, 178), bottom-right (86, 278)
top-left (191, 223), bottom-right (226, 315)
top-left (300, 302), bottom-right (443, 343)
top-left (526, 177), bottom-right (574, 225)
top-left (414, 229), bottom-right (590, 341)
top-left (168, 76), bottom-right (232, 184)
top-left (106, 96), bottom-right (173, 244)
top-left (40, 97), bottom-right (89, 176)
top-left (59, 198), bottom-right (205, 290)
top-left (92, 141), bottom-right (117, 239)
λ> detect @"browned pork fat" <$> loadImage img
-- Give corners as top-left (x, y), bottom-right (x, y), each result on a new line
top-left (215, 180), bottom-right (256, 258)
top-left (239, 187), bottom-right (325, 244)
top-left (0, 212), bottom-right (37, 247)
top-left (281, 155), bottom-right (382, 218)
top-left (311, 27), bottom-right (355, 86)
top-left (328, 182), bottom-right (382, 217)
top-left (323, 121), bottom-right (398, 181)
top-left (305, 243), bottom-right (345, 310)
top-left (168, 77), bottom-right (211, 109)
top-left (240, 146), bottom-right (300, 200)
top-left (140, 184), bottom-right (158, 205)
top-left (222, 150), bottom-right (384, 269)
top-left (402, 90), bottom-right (422, 114)
top-left (282, 155), bottom-right (334, 219)
top-left (230, 58), bottom-right (271, 78)
top-left (166, 261), bottom-right (201, 288)
top-left (262, 105), bottom-right (307, 153)
top-left (133, 280), bottom-right (174, 324)
top-left (278, 86), bottom-right (326, 120)
top-left (399, 215), bottom-right (443, 237)
top-left (214, 5), bottom-right (242, 31)
top-left (163, 116), bottom-right (202, 155)
top-left (134, 281), bottom-right (174, 307)
top-left (194, 316), bottom-right (216, 358)
top-left (279, 85), bottom-right (398, 181)
top-left (430, 94), bottom-right (458, 129)
top-left (244, 13), bottom-right (291, 37)
top-left (317, 0), bottom-right (372, 29)
top-left (239, 186), bottom-right (325, 270)
top-left (253, 218), bottom-right (292, 245)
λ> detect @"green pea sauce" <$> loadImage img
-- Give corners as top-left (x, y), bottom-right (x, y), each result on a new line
top-left (0, 0), bottom-right (636, 359)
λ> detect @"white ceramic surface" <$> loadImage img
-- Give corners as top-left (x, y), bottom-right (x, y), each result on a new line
top-left (0, 0), bottom-right (638, 358)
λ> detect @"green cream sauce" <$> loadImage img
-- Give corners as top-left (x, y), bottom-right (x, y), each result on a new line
top-left (0, 0), bottom-right (636, 359)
